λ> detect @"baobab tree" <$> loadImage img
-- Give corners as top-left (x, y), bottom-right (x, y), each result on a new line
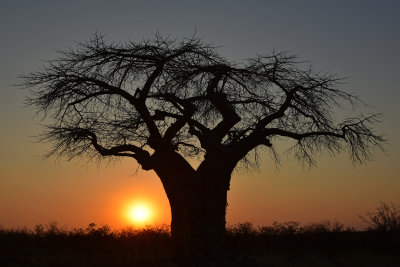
top-left (23, 34), bottom-right (384, 260)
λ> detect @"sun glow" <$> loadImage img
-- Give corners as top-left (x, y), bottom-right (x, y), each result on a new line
top-left (126, 202), bottom-right (153, 226)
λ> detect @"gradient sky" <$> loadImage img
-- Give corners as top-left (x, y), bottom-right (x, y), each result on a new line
top-left (1, 0), bottom-right (399, 230)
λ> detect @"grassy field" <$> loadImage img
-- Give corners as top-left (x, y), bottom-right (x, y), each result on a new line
top-left (1, 221), bottom-right (399, 267)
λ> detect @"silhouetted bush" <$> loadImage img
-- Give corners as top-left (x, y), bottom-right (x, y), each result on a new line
top-left (299, 220), bottom-right (347, 233)
top-left (360, 202), bottom-right (400, 232)
top-left (259, 221), bottom-right (300, 236)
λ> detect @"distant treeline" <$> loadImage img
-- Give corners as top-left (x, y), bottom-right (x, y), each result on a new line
top-left (1, 202), bottom-right (399, 266)
top-left (1, 220), bottom-right (399, 267)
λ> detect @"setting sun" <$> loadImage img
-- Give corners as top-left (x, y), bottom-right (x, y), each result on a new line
top-left (130, 205), bottom-right (149, 222)
top-left (125, 202), bottom-right (153, 226)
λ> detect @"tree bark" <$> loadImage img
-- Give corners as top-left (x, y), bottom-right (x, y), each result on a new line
top-left (153, 151), bottom-right (232, 263)
top-left (169, 178), bottom-right (228, 262)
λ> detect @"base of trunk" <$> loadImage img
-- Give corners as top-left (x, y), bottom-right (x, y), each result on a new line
top-left (170, 186), bottom-right (228, 262)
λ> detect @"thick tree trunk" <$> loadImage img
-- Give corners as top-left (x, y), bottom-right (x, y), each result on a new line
top-left (169, 178), bottom-right (228, 262)
top-left (152, 151), bottom-right (232, 263)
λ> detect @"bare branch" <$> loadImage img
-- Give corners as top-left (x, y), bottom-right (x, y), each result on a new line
top-left (22, 33), bottom-right (384, 171)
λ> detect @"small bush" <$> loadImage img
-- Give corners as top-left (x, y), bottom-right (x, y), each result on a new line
top-left (360, 202), bottom-right (400, 231)
top-left (300, 220), bottom-right (345, 233)
top-left (227, 222), bottom-right (257, 237)
top-left (259, 221), bottom-right (300, 236)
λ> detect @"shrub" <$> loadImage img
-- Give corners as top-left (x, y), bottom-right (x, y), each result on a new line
top-left (259, 221), bottom-right (300, 236)
top-left (360, 202), bottom-right (400, 231)
top-left (300, 220), bottom-right (345, 233)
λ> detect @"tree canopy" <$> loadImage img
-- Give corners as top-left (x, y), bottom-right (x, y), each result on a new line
top-left (23, 34), bottom-right (384, 171)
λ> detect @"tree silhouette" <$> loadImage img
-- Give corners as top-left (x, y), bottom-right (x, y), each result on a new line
top-left (23, 34), bottom-right (384, 261)
top-left (360, 202), bottom-right (400, 232)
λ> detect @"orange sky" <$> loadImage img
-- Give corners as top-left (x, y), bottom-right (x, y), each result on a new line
top-left (1, 142), bottom-right (398, 230)
top-left (1, 1), bottom-right (399, 230)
